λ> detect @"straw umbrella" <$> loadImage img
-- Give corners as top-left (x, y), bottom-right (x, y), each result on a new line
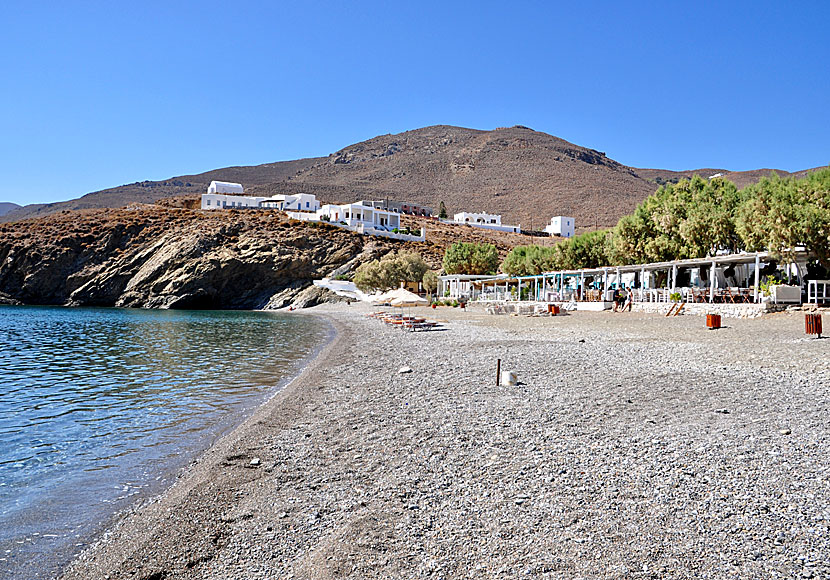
top-left (390, 289), bottom-right (429, 328)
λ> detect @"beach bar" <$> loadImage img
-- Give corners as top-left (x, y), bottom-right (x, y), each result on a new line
top-left (439, 251), bottom-right (816, 317)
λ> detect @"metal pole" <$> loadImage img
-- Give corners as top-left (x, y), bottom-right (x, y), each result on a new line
top-left (754, 254), bottom-right (761, 303)
top-left (710, 260), bottom-right (717, 303)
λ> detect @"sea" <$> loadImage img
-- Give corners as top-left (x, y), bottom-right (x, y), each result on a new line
top-left (0, 305), bottom-right (329, 579)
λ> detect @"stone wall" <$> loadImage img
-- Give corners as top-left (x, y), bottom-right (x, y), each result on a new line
top-left (470, 300), bottom-right (788, 319)
top-left (631, 302), bottom-right (781, 319)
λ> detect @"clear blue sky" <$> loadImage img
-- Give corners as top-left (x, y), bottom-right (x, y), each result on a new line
top-left (1, 1), bottom-right (828, 206)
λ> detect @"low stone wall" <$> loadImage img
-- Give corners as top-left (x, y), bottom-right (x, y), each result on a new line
top-left (631, 301), bottom-right (779, 319)
top-left (470, 300), bottom-right (787, 319)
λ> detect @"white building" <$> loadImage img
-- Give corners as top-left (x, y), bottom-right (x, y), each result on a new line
top-left (201, 194), bottom-right (267, 210)
top-left (544, 216), bottom-right (575, 238)
top-left (207, 181), bottom-right (244, 195)
top-left (452, 211), bottom-right (520, 233)
top-left (260, 193), bottom-right (320, 212)
top-left (317, 203), bottom-right (401, 230)
top-left (285, 202), bottom-right (425, 241)
top-left (201, 191), bottom-right (321, 212)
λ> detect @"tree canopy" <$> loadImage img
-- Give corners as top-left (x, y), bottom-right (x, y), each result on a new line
top-left (442, 242), bottom-right (499, 275)
top-left (353, 251), bottom-right (429, 291)
top-left (498, 167), bottom-right (830, 274)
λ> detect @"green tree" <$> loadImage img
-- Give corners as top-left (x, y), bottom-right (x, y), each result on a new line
top-left (608, 175), bottom-right (744, 264)
top-left (736, 168), bottom-right (830, 268)
top-left (422, 270), bottom-right (438, 297)
top-left (501, 245), bottom-right (559, 276)
top-left (353, 251), bottom-right (430, 291)
top-left (442, 242), bottom-right (499, 275)
top-left (438, 201), bottom-right (448, 219)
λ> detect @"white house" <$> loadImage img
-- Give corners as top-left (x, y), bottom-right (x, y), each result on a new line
top-left (317, 203), bottom-right (401, 230)
top-left (201, 191), bottom-right (321, 212)
top-left (201, 194), bottom-right (267, 210)
top-left (285, 202), bottom-right (426, 241)
top-left (452, 211), bottom-right (520, 233)
top-left (260, 193), bottom-right (320, 212)
top-left (544, 216), bottom-right (575, 238)
top-left (207, 181), bottom-right (244, 195)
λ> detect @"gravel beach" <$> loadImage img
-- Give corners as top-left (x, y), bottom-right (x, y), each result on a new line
top-left (62, 304), bottom-right (830, 579)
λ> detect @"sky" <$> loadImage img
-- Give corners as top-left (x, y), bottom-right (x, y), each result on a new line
top-left (1, 1), bottom-right (828, 206)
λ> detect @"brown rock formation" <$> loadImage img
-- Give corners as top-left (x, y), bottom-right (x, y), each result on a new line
top-left (0, 205), bottom-right (551, 309)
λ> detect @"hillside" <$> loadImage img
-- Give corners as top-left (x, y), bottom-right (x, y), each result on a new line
top-left (285, 125), bottom-right (656, 230)
top-left (634, 166), bottom-right (822, 190)
top-left (0, 158), bottom-right (323, 224)
top-left (4, 124), bottom-right (824, 231)
top-left (0, 204), bottom-right (554, 308)
top-left (0, 202), bottom-right (20, 217)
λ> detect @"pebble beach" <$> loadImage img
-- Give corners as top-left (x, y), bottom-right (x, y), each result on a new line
top-left (62, 304), bottom-right (830, 579)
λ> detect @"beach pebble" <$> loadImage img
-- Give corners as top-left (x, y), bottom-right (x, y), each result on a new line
top-left (398, 366), bottom-right (413, 374)
top-left (65, 304), bottom-right (830, 580)
top-left (249, 457), bottom-right (261, 466)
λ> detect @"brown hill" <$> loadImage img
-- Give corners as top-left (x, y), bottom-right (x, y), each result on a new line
top-left (4, 124), bottom-right (824, 231)
top-left (0, 202), bottom-right (20, 217)
top-left (1, 158), bottom-right (323, 223)
top-left (634, 166), bottom-right (826, 190)
top-left (286, 125), bottom-right (658, 231)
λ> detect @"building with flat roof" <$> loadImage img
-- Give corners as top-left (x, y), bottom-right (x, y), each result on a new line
top-left (359, 199), bottom-right (433, 217)
top-left (260, 193), bottom-right (320, 212)
top-left (452, 211), bottom-right (520, 233)
top-left (544, 216), bottom-right (575, 238)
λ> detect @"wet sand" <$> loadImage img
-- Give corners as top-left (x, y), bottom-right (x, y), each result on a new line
top-left (62, 304), bottom-right (830, 579)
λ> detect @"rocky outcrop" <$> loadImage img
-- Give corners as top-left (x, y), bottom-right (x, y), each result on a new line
top-left (0, 206), bottom-right (397, 310)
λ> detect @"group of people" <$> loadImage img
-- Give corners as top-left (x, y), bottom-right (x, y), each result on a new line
top-left (612, 287), bottom-right (631, 312)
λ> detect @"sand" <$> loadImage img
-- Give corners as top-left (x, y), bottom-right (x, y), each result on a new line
top-left (61, 304), bottom-right (830, 579)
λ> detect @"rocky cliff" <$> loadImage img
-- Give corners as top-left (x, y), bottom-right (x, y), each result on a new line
top-left (0, 206), bottom-right (402, 310)
top-left (0, 202), bottom-right (562, 310)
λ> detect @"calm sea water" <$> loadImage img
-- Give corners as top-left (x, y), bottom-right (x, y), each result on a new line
top-left (0, 306), bottom-right (329, 580)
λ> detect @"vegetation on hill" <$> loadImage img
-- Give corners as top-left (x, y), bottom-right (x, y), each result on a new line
top-left (500, 167), bottom-right (830, 274)
top-left (442, 242), bottom-right (499, 275)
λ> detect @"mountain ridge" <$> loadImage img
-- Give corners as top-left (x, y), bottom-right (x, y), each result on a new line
top-left (3, 125), bottom-right (823, 230)
top-left (0, 202), bottom-right (21, 217)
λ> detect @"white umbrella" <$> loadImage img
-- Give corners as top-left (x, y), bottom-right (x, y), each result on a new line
top-left (369, 290), bottom-right (397, 305)
top-left (389, 288), bottom-right (428, 307)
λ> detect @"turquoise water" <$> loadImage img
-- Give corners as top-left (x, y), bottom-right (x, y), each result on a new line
top-left (0, 306), bottom-right (329, 579)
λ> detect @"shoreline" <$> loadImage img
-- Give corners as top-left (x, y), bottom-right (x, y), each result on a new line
top-left (59, 310), bottom-right (345, 580)
top-left (61, 305), bottom-right (829, 579)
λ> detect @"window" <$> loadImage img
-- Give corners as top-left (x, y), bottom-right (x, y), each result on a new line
top-left (306, 201), bottom-right (309, 208)
top-left (206, 199), bottom-right (211, 205)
